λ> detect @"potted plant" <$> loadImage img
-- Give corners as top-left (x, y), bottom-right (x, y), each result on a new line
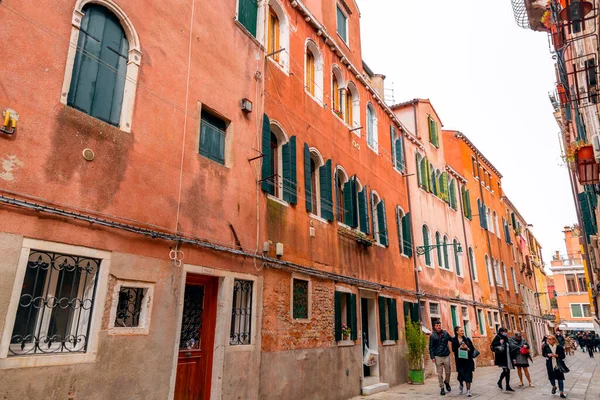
top-left (342, 324), bottom-right (351, 341)
top-left (405, 318), bottom-right (428, 384)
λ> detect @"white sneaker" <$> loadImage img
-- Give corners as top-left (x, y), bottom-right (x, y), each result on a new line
top-left (466, 390), bottom-right (472, 397)
top-left (459, 384), bottom-right (464, 394)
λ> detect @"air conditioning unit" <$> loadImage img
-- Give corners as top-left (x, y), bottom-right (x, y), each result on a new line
top-left (592, 134), bottom-right (600, 162)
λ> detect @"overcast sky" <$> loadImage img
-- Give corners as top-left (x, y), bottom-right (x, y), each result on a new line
top-left (356, 0), bottom-right (576, 268)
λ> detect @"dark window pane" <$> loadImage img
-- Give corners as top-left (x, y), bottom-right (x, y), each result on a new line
top-left (230, 280), bottom-right (253, 345)
top-left (114, 287), bottom-right (146, 328)
top-left (179, 285), bottom-right (204, 349)
top-left (293, 279), bottom-right (309, 319)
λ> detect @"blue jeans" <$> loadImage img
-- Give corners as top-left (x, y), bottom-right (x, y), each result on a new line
top-left (550, 379), bottom-right (564, 392)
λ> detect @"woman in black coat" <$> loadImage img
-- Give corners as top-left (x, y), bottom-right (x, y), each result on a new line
top-left (542, 335), bottom-right (567, 398)
top-left (491, 327), bottom-right (514, 392)
top-left (452, 326), bottom-right (475, 397)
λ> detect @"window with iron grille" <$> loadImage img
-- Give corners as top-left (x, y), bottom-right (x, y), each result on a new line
top-left (230, 279), bottom-right (253, 345)
top-left (292, 278), bottom-right (309, 319)
top-left (115, 287), bottom-right (146, 328)
top-left (199, 109), bottom-right (227, 165)
top-left (9, 249), bottom-right (100, 357)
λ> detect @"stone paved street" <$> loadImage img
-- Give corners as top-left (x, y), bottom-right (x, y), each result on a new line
top-left (352, 351), bottom-right (600, 400)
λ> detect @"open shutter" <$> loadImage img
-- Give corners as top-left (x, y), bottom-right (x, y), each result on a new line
top-left (425, 161), bottom-right (432, 192)
top-left (334, 169), bottom-right (339, 221)
top-left (389, 298), bottom-right (399, 340)
top-left (402, 212), bottom-right (413, 257)
top-left (238, 0), bottom-right (258, 36)
top-left (282, 137), bottom-right (297, 204)
top-left (344, 177), bottom-right (357, 228)
top-left (579, 192), bottom-right (594, 240)
top-left (359, 186), bottom-right (370, 235)
top-left (465, 189), bottom-right (472, 219)
top-left (260, 114), bottom-right (274, 194)
top-left (319, 159), bottom-right (333, 221)
top-left (378, 199), bottom-right (388, 247)
top-left (304, 144), bottom-right (312, 212)
top-left (395, 138), bottom-right (403, 171)
top-left (396, 208), bottom-right (403, 254)
top-left (511, 212), bottom-right (517, 229)
top-left (350, 294), bottom-right (358, 340)
top-left (410, 303), bottom-right (419, 324)
top-left (334, 291), bottom-right (342, 341)
top-left (371, 191), bottom-right (377, 236)
top-left (390, 126), bottom-right (396, 167)
top-left (441, 172), bottom-right (449, 202)
top-left (378, 296), bottom-right (387, 341)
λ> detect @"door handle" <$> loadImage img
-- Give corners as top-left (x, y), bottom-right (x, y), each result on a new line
top-left (185, 352), bottom-right (192, 358)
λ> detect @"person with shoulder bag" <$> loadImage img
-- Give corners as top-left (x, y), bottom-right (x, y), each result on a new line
top-left (509, 332), bottom-right (534, 387)
top-left (542, 334), bottom-right (569, 398)
top-left (491, 327), bottom-right (515, 392)
top-left (452, 326), bottom-right (476, 397)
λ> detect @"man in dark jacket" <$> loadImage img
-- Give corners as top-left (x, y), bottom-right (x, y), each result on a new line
top-left (555, 329), bottom-right (565, 347)
top-left (429, 320), bottom-right (453, 396)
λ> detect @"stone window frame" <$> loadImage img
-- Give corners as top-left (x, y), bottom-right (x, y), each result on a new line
top-left (0, 238), bottom-right (111, 369)
top-left (290, 273), bottom-right (312, 323)
top-left (60, 0), bottom-right (142, 133)
top-left (108, 280), bottom-right (154, 335)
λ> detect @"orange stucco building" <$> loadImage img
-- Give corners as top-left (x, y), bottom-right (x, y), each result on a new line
top-left (0, 1), bottom-right (549, 399)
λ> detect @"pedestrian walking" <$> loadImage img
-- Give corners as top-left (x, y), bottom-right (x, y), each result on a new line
top-left (429, 320), bottom-right (453, 396)
top-left (585, 334), bottom-right (595, 358)
top-left (595, 334), bottom-right (600, 353)
top-left (564, 336), bottom-right (573, 356)
top-left (542, 335), bottom-right (569, 398)
top-left (555, 330), bottom-right (566, 347)
top-left (509, 332), bottom-right (534, 387)
top-left (452, 326), bottom-right (476, 397)
top-left (491, 327), bottom-right (515, 392)
top-left (577, 332), bottom-right (586, 353)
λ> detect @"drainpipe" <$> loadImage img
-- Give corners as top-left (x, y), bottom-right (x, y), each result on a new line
top-left (474, 152), bottom-right (503, 317)
top-left (401, 130), bottom-right (421, 321)
top-left (456, 169), bottom-right (479, 332)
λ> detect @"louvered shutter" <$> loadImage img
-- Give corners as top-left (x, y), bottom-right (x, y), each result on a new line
top-left (579, 192), bottom-right (594, 241)
top-left (378, 199), bottom-right (388, 247)
top-left (371, 191), bottom-right (377, 236)
top-left (350, 294), bottom-right (358, 340)
top-left (441, 172), bottom-right (449, 202)
top-left (282, 136), bottom-right (297, 203)
top-left (465, 189), bottom-right (472, 219)
top-left (395, 139), bottom-right (403, 171)
top-left (415, 154), bottom-right (421, 187)
top-left (304, 144), bottom-right (312, 212)
top-left (344, 177), bottom-right (358, 228)
top-left (390, 126), bottom-right (396, 167)
top-left (402, 213), bottom-right (413, 257)
top-left (68, 5), bottom-right (128, 126)
top-left (334, 291), bottom-right (342, 341)
top-left (319, 159), bottom-right (333, 221)
top-left (260, 114), bottom-right (274, 194)
top-left (396, 208), bottom-right (403, 254)
top-left (334, 169), bottom-right (340, 221)
top-left (389, 299), bottom-right (399, 340)
top-left (378, 296), bottom-right (387, 341)
top-left (359, 186), bottom-right (370, 235)
top-left (238, 0), bottom-right (258, 36)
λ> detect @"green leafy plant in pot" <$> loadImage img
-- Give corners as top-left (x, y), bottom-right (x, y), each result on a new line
top-left (405, 318), bottom-right (428, 384)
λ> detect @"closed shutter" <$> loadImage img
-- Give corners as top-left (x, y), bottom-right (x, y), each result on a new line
top-left (378, 296), bottom-right (387, 341)
top-left (395, 139), bottom-right (403, 171)
top-left (304, 144), bottom-right (312, 212)
top-left (378, 199), bottom-right (388, 247)
top-left (436, 232), bottom-right (443, 268)
top-left (465, 189), bottom-right (472, 219)
top-left (359, 186), bottom-right (370, 235)
top-left (68, 5), bottom-right (129, 126)
top-left (282, 136), bottom-right (297, 203)
top-left (396, 208), bottom-right (403, 254)
top-left (371, 191), bottom-right (377, 236)
top-left (402, 213), bottom-right (413, 257)
top-left (425, 161), bottom-right (432, 192)
top-left (443, 238), bottom-right (449, 269)
top-left (451, 306), bottom-right (457, 328)
top-left (260, 114), bottom-right (274, 194)
top-left (441, 172), bottom-right (449, 202)
top-left (390, 126), bottom-right (396, 167)
top-left (423, 226), bottom-right (431, 266)
top-left (579, 192), bottom-right (595, 241)
top-left (334, 291), bottom-right (342, 341)
top-left (350, 294), bottom-right (358, 340)
top-left (319, 160), bottom-right (333, 221)
top-left (344, 177), bottom-right (358, 228)
top-left (389, 298), bottom-right (399, 340)
top-left (410, 303), bottom-right (419, 324)
top-left (238, 0), bottom-right (258, 37)
top-left (511, 212), bottom-right (517, 229)
top-left (334, 169), bottom-right (340, 221)
top-left (403, 301), bottom-right (410, 326)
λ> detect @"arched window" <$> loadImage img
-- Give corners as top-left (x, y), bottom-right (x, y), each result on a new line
top-left (391, 127), bottom-right (404, 172)
top-left (485, 255), bottom-right (493, 286)
top-left (435, 232), bottom-right (442, 268)
top-left (366, 104), bottom-right (378, 150)
top-left (331, 66), bottom-right (344, 117)
top-left (344, 81), bottom-right (359, 128)
top-left (264, 0), bottom-right (290, 71)
top-left (468, 247), bottom-right (477, 281)
top-left (335, 167), bottom-right (348, 223)
top-left (443, 235), bottom-right (450, 270)
top-left (268, 122), bottom-right (292, 201)
top-left (308, 149), bottom-right (324, 217)
top-left (268, 8), bottom-right (280, 61)
top-left (305, 40), bottom-right (323, 102)
top-left (65, 3), bottom-right (140, 130)
top-left (494, 212), bottom-right (500, 238)
top-left (422, 225), bottom-right (432, 266)
top-left (453, 238), bottom-right (461, 275)
top-left (502, 263), bottom-right (509, 291)
top-left (372, 192), bottom-right (381, 242)
top-left (494, 260), bottom-right (502, 286)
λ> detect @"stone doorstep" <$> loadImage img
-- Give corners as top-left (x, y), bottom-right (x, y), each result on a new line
top-left (362, 382), bottom-right (390, 396)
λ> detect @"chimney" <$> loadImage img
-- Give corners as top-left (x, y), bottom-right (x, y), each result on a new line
top-left (370, 74), bottom-right (386, 99)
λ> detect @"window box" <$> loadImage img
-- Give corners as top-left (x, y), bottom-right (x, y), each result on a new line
top-left (338, 225), bottom-right (375, 246)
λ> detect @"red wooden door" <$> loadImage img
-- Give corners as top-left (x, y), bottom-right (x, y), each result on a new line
top-left (174, 275), bottom-right (218, 400)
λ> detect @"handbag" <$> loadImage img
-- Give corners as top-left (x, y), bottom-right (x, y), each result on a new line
top-left (472, 349), bottom-right (481, 358)
top-left (458, 349), bottom-right (469, 359)
top-left (556, 360), bottom-right (570, 374)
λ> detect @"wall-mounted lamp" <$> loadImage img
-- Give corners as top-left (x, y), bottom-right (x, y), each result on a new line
top-left (241, 98), bottom-right (253, 113)
top-left (1, 108), bottom-right (18, 135)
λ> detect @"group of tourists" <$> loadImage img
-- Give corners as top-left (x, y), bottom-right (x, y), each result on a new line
top-left (574, 331), bottom-right (600, 358)
top-left (428, 321), bottom-right (591, 398)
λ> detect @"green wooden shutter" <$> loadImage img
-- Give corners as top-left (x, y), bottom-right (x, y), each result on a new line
top-left (396, 207), bottom-right (403, 254)
top-left (304, 144), bottom-right (312, 212)
top-left (370, 191), bottom-right (377, 236)
top-left (432, 168), bottom-right (438, 196)
top-left (441, 172), bottom-right (449, 202)
top-left (359, 186), bottom-right (370, 234)
top-left (410, 303), bottom-right (419, 324)
top-left (579, 192), bottom-right (595, 241)
top-left (378, 296), bottom-right (387, 341)
top-left (511, 212), bottom-right (516, 229)
top-left (390, 126), bottom-right (396, 167)
top-left (334, 291), bottom-right (342, 341)
top-left (389, 298), bottom-right (399, 340)
top-left (428, 117), bottom-right (434, 143)
top-left (443, 238), bottom-right (449, 270)
top-left (378, 199), bottom-right (388, 247)
top-left (403, 301), bottom-right (410, 326)
top-left (238, 0), bottom-right (258, 37)
top-left (466, 189), bottom-right (472, 219)
top-left (68, 5), bottom-right (128, 126)
top-left (334, 169), bottom-right (340, 221)
top-left (454, 239), bottom-right (461, 275)
top-left (395, 139), bottom-right (403, 171)
top-left (436, 232), bottom-right (442, 268)
top-left (260, 114), bottom-right (274, 194)
top-left (423, 226), bottom-right (431, 266)
top-left (282, 137), bottom-right (297, 204)
top-left (319, 160), bottom-right (333, 221)
top-left (451, 306), bottom-right (457, 328)
top-left (425, 161), bottom-right (432, 192)
top-left (415, 154), bottom-right (421, 187)
top-left (350, 294), bottom-right (358, 340)
top-left (344, 177), bottom-right (357, 228)
top-left (402, 213), bottom-right (413, 257)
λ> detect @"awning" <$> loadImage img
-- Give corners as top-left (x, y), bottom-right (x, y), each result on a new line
top-left (558, 322), bottom-right (595, 330)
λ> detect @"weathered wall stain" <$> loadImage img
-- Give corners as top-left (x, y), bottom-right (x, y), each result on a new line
top-left (0, 154), bottom-right (24, 181)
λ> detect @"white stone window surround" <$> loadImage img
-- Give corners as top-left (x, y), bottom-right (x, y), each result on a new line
top-left (269, 119), bottom-right (290, 202)
top-left (265, 0), bottom-right (290, 75)
top-left (0, 238), bottom-right (111, 369)
top-left (304, 39), bottom-right (325, 105)
top-left (60, 0), bottom-right (142, 133)
top-left (108, 280), bottom-right (154, 335)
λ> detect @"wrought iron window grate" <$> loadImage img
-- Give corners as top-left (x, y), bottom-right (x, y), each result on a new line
top-left (115, 287), bottom-right (145, 328)
top-left (10, 249), bottom-right (100, 356)
top-left (230, 279), bottom-right (253, 345)
top-left (292, 279), bottom-right (309, 319)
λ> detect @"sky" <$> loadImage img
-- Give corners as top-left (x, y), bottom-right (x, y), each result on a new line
top-left (356, 0), bottom-right (577, 269)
